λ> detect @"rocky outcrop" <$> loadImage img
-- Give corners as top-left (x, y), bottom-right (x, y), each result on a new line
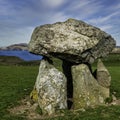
top-left (29, 18), bottom-right (115, 64)
top-left (0, 43), bottom-right (28, 51)
top-left (32, 59), bottom-right (67, 115)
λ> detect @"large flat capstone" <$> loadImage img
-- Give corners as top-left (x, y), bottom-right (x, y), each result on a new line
top-left (28, 18), bottom-right (116, 64)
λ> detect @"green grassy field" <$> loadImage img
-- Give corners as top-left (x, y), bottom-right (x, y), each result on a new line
top-left (0, 54), bottom-right (120, 120)
top-left (0, 66), bottom-right (38, 120)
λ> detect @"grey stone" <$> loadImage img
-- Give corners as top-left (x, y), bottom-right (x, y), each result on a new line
top-left (72, 64), bottom-right (109, 109)
top-left (28, 18), bottom-right (116, 64)
top-left (28, 18), bottom-right (114, 112)
top-left (97, 59), bottom-right (111, 88)
top-left (34, 59), bottom-right (67, 115)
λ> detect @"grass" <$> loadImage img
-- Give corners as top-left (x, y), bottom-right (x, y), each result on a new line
top-left (109, 66), bottom-right (120, 98)
top-left (48, 105), bottom-right (120, 120)
top-left (0, 54), bottom-right (120, 119)
top-left (0, 56), bottom-right (40, 66)
top-left (0, 65), bottom-right (38, 119)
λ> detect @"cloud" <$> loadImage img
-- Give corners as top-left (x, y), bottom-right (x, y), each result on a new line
top-left (0, 0), bottom-right (120, 46)
top-left (99, 25), bottom-right (113, 31)
top-left (0, 0), bottom-right (70, 47)
top-left (67, 0), bottom-right (91, 10)
top-left (64, 0), bottom-right (104, 19)
top-left (47, 12), bottom-right (69, 23)
top-left (0, 26), bottom-right (33, 47)
top-left (0, 0), bottom-right (70, 27)
top-left (41, 0), bottom-right (66, 8)
top-left (88, 11), bottom-right (120, 24)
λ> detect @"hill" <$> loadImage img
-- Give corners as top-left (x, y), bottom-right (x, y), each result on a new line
top-left (0, 56), bottom-right (40, 66)
top-left (0, 56), bottom-right (23, 65)
top-left (0, 43), bottom-right (28, 50)
top-left (112, 46), bottom-right (120, 53)
top-left (0, 43), bottom-right (43, 61)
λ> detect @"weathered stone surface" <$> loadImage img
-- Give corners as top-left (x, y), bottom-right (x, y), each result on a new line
top-left (28, 18), bottom-right (116, 64)
top-left (97, 59), bottom-right (111, 88)
top-left (72, 64), bottom-right (109, 109)
top-left (28, 18), bottom-right (114, 113)
top-left (33, 59), bottom-right (67, 115)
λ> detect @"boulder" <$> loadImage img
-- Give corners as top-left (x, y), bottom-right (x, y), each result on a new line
top-left (32, 59), bottom-right (67, 115)
top-left (28, 18), bottom-right (116, 64)
top-left (72, 64), bottom-right (109, 109)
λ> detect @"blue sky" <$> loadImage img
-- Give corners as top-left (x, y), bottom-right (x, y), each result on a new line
top-left (0, 0), bottom-right (120, 47)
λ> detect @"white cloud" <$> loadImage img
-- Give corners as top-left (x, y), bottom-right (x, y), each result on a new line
top-left (99, 25), bottom-right (113, 31)
top-left (0, 0), bottom-right (120, 46)
top-left (68, 0), bottom-right (91, 10)
top-left (115, 3), bottom-right (120, 9)
top-left (65, 0), bottom-right (103, 19)
top-left (48, 12), bottom-right (69, 23)
top-left (41, 0), bottom-right (66, 8)
top-left (0, 27), bottom-right (34, 47)
top-left (89, 11), bottom-right (120, 24)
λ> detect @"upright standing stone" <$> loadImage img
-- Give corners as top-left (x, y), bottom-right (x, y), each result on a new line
top-left (72, 64), bottom-right (109, 109)
top-left (97, 59), bottom-right (111, 88)
top-left (34, 59), bottom-right (67, 115)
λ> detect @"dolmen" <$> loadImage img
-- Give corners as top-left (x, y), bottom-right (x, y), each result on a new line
top-left (28, 18), bottom-right (116, 115)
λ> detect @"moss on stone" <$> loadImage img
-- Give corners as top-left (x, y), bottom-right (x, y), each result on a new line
top-left (30, 88), bottom-right (38, 102)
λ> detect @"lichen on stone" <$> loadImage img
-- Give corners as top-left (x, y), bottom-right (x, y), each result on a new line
top-left (33, 59), bottom-right (67, 115)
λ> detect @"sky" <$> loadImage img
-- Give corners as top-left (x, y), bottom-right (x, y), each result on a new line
top-left (0, 0), bottom-right (120, 47)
